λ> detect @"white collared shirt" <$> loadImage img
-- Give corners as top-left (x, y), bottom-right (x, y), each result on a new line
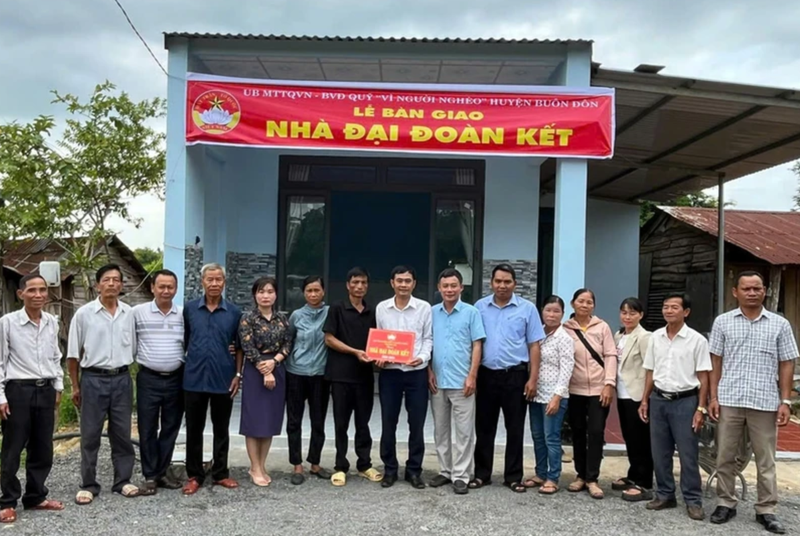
top-left (133, 301), bottom-right (184, 372)
top-left (67, 298), bottom-right (135, 369)
top-left (644, 323), bottom-right (712, 393)
top-left (0, 308), bottom-right (64, 404)
top-left (375, 295), bottom-right (433, 372)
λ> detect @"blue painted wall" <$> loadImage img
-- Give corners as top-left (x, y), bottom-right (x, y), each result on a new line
top-left (585, 199), bottom-right (641, 328)
top-left (483, 157), bottom-right (541, 260)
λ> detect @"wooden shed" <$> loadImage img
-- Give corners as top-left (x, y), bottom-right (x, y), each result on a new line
top-left (639, 207), bottom-right (800, 341)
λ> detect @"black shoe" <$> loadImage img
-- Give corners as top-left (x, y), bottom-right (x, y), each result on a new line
top-left (381, 474), bottom-right (398, 488)
top-left (756, 514), bottom-right (786, 534)
top-left (156, 476), bottom-right (183, 490)
top-left (405, 474), bottom-right (426, 490)
top-left (290, 473), bottom-right (306, 486)
top-left (646, 498), bottom-right (677, 510)
top-left (710, 506), bottom-right (737, 525)
top-left (453, 480), bottom-right (468, 495)
top-left (429, 475), bottom-right (451, 488)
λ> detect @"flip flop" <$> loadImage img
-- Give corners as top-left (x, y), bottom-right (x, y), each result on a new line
top-left (539, 482), bottom-right (559, 495)
top-left (523, 476), bottom-right (545, 488)
top-left (468, 478), bottom-right (491, 489)
top-left (25, 499), bottom-right (65, 511)
top-left (612, 477), bottom-right (634, 491)
top-left (504, 481), bottom-right (527, 493)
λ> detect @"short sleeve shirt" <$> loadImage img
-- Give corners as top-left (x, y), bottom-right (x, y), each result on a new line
top-left (475, 293), bottom-right (545, 370)
top-left (323, 300), bottom-right (376, 384)
top-left (709, 308), bottom-right (799, 412)
top-left (431, 300), bottom-right (486, 389)
top-left (643, 324), bottom-right (712, 392)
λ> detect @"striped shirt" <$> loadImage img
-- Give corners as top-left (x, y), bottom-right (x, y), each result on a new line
top-left (709, 308), bottom-right (799, 412)
top-left (133, 301), bottom-right (185, 372)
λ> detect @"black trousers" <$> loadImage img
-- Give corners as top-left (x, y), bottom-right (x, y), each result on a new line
top-left (474, 366), bottom-right (528, 484)
top-left (617, 398), bottom-right (654, 489)
top-left (184, 391), bottom-right (233, 484)
top-left (286, 372), bottom-right (330, 466)
top-left (331, 380), bottom-right (374, 473)
top-left (0, 381), bottom-right (56, 509)
top-left (379, 368), bottom-right (429, 478)
top-left (136, 366), bottom-right (184, 481)
top-left (568, 394), bottom-right (610, 483)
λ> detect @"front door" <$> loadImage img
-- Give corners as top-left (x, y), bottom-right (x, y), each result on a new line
top-left (328, 191), bottom-right (431, 306)
top-left (278, 158), bottom-right (484, 313)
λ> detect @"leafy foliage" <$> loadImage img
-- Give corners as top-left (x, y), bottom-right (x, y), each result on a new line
top-left (134, 247), bottom-right (163, 274)
top-left (640, 191), bottom-right (725, 226)
top-left (0, 81), bottom-right (165, 304)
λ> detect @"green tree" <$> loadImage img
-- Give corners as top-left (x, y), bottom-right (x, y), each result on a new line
top-left (134, 247), bottom-right (163, 274)
top-left (640, 191), bottom-right (729, 226)
top-left (0, 81), bottom-right (166, 301)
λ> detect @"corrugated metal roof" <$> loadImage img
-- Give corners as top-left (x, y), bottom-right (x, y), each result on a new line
top-left (164, 33), bottom-right (591, 44)
top-left (660, 207), bottom-right (800, 265)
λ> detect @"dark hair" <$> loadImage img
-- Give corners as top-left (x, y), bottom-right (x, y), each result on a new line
top-left (664, 292), bottom-right (691, 310)
top-left (541, 295), bottom-right (565, 312)
top-left (571, 288), bottom-right (596, 304)
top-left (19, 274), bottom-right (47, 290)
top-left (96, 263), bottom-right (123, 283)
top-left (438, 268), bottom-right (463, 284)
top-left (491, 263), bottom-right (516, 281)
top-left (302, 275), bottom-right (325, 291)
top-left (735, 270), bottom-right (765, 287)
top-left (390, 265), bottom-right (416, 281)
top-left (251, 277), bottom-right (278, 298)
top-left (151, 269), bottom-right (178, 285)
top-left (346, 266), bottom-right (370, 282)
top-left (619, 297), bottom-right (644, 314)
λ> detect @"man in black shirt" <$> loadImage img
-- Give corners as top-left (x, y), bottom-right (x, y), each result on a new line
top-left (323, 267), bottom-right (382, 486)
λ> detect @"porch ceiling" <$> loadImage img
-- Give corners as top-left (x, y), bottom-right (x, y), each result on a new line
top-left (168, 33), bottom-right (800, 203)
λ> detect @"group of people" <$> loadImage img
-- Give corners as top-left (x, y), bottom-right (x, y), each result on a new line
top-left (0, 261), bottom-right (796, 534)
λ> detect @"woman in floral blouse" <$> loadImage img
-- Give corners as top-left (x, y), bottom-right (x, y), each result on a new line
top-left (523, 295), bottom-right (575, 495)
top-left (238, 277), bottom-right (292, 487)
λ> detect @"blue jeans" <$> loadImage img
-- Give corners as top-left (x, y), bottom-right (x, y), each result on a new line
top-left (529, 398), bottom-right (569, 483)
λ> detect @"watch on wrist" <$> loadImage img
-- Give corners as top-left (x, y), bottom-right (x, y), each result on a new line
top-left (235, 372), bottom-right (243, 379)
top-left (781, 399), bottom-right (792, 407)
top-left (696, 406), bottom-right (708, 415)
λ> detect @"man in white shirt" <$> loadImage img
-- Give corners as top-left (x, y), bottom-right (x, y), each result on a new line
top-left (639, 292), bottom-right (711, 522)
top-left (375, 266), bottom-right (432, 490)
top-left (67, 264), bottom-right (139, 504)
top-left (0, 274), bottom-right (65, 523)
top-left (133, 270), bottom-right (185, 495)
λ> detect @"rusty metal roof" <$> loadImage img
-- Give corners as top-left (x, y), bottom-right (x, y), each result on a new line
top-left (660, 207), bottom-right (800, 265)
top-left (164, 33), bottom-right (591, 44)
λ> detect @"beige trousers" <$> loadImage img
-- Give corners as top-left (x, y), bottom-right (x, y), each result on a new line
top-left (716, 406), bottom-right (778, 514)
top-left (431, 389), bottom-right (476, 484)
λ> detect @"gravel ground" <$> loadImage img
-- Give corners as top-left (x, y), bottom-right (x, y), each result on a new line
top-left (6, 442), bottom-right (800, 536)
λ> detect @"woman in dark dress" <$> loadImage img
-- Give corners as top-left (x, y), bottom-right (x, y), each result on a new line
top-left (238, 277), bottom-right (291, 487)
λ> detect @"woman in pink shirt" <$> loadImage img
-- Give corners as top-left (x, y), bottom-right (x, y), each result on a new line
top-left (563, 288), bottom-right (617, 499)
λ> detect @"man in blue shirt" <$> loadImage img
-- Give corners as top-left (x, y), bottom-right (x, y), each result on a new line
top-left (428, 268), bottom-right (485, 495)
top-left (181, 263), bottom-right (243, 496)
top-left (472, 264), bottom-right (544, 493)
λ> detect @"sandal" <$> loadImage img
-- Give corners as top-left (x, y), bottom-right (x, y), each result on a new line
top-left (0, 508), bottom-right (16, 523)
top-left (587, 482), bottom-right (604, 500)
top-left (622, 485), bottom-right (653, 503)
top-left (331, 471), bottom-right (347, 487)
top-left (119, 484), bottom-right (140, 498)
top-left (504, 481), bottom-right (527, 493)
top-left (523, 476), bottom-right (545, 488)
top-left (568, 479), bottom-right (586, 493)
top-left (75, 490), bottom-right (94, 505)
top-left (25, 499), bottom-right (65, 511)
top-left (539, 482), bottom-right (559, 495)
top-left (310, 468), bottom-right (333, 480)
top-left (358, 468), bottom-right (383, 483)
top-left (139, 481), bottom-right (157, 497)
top-left (468, 478), bottom-right (491, 489)
top-left (612, 477), bottom-right (634, 491)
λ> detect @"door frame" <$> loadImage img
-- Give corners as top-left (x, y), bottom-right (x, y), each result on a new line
top-left (277, 155), bottom-right (485, 309)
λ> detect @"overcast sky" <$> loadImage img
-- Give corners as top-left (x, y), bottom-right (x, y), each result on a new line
top-left (2, 0), bottom-right (798, 250)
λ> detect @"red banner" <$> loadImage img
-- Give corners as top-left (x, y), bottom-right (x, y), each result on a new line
top-left (366, 329), bottom-right (416, 364)
top-left (185, 74), bottom-right (615, 158)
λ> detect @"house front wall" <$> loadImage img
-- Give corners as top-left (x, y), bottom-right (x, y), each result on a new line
top-left (165, 37), bottom-right (626, 314)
